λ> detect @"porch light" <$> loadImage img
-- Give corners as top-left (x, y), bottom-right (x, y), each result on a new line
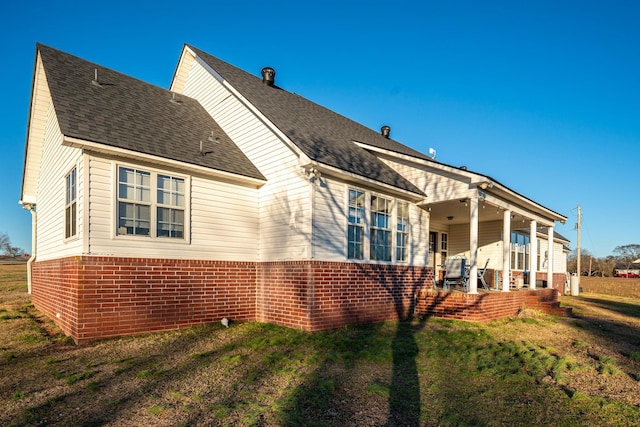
top-left (447, 216), bottom-right (454, 221)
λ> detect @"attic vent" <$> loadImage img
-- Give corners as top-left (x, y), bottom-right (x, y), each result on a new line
top-left (381, 126), bottom-right (391, 139)
top-left (261, 67), bottom-right (275, 86)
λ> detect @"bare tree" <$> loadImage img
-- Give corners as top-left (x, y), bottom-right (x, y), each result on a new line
top-left (613, 244), bottom-right (640, 270)
top-left (0, 232), bottom-right (23, 257)
top-left (567, 248), bottom-right (594, 275)
top-left (597, 255), bottom-right (617, 277)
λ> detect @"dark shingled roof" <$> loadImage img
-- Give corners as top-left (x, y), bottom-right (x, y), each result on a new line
top-left (37, 44), bottom-right (265, 181)
top-left (188, 45), bottom-right (427, 196)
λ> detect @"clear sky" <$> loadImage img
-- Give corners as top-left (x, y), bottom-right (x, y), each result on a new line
top-left (2, 0), bottom-right (638, 258)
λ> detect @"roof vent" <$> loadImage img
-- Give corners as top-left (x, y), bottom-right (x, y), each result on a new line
top-left (261, 67), bottom-right (275, 87)
top-left (381, 126), bottom-right (391, 139)
top-left (91, 68), bottom-right (103, 87)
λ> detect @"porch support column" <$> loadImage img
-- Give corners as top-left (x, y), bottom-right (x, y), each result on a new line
top-left (502, 210), bottom-right (511, 292)
top-left (529, 220), bottom-right (537, 290)
top-left (547, 225), bottom-right (554, 289)
top-left (468, 197), bottom-right (479, 294)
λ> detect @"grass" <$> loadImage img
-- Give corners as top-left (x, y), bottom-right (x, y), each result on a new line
top-left (1, 264), bottom-right (639, 426)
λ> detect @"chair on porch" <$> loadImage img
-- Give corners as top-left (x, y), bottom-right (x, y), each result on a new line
top-left (442, 257), bottom-right (468, 290)
top-left (477, 258), bottom-right (490, 291)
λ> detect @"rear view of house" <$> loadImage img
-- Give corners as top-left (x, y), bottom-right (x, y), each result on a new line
top-left (20, 44), bottom-right (569, 343)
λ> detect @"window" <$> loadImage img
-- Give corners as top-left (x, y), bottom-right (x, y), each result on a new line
top-left (440, 233), bottom-right (448, 260)
top-left (117, 166), bottom-right (185, 239)
top-left (347, 189), bottom-right (365, 259)
top-left (370, 195), bottom-right (392, 261)
top-left (396, 202), bottom-right (409, 262)
top-left (347, 188), bottom-right (409, 262)
top-left (65, 168), bottom-right (77, 239)
top-left (510, 231), bottom-right (530, 270)
top-left (157, 175), bottom-right (185, 238)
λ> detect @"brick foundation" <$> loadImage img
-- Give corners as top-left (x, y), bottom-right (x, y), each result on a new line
top-left (32, 257), bottom-right (256, 343)
top-left (259, 261), bottom-right (434, 331)
top-left (31, 257), bottom-right (434, 343)
top-left (31, 256), bottom-right (568, 343)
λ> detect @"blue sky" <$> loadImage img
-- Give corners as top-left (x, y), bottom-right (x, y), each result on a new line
top-left (2, 0), bottom-right (638, 258)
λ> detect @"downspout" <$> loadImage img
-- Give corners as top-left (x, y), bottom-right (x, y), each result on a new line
top-left (24, 204), bottom-right (36, 294)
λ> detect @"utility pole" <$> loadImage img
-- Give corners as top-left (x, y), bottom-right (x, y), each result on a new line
top-left (576, 205), bottom-right (581, 280)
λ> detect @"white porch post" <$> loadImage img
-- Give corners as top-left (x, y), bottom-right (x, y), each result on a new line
top-left (502, 210), bottom-right (511, 292)
top-left (529, 220), bottom-right (537, 290)
top-left (547, 226), bottom-right (554, 289)
top-left (468, 197), bottom-right (479, 294)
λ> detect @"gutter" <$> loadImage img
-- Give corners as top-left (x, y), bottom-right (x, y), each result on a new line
top-left (22, 203), bottom-right (36, 294)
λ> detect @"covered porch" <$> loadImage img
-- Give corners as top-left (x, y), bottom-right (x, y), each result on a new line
top-left (421, 175), bottom-right (568, 296)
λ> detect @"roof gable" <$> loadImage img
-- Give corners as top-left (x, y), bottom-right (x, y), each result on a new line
top-left (36, 44), bottom-right (265, 181)
top-left (186, 45), bottom-right (426, 197)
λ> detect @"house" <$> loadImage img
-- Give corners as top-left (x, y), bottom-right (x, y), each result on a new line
top-left (20, 44), bottom-right (569, 343)
top-left (614, 261), bottom-right (640, 278)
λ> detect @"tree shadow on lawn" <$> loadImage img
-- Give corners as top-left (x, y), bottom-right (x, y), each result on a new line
top-left (576, 295), bottom-right (640, 320)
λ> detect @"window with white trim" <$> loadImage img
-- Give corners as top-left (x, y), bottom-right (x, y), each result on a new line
top-left (347, 188), bottom-right (410, 262)
top-left (370, 195), bottom-right (392, 261)
top-left (64, 167), bottom-right (77, 239)
top-left (157, 175), bottom-right (185, 238)
top-left (440, 233), bottom-right (448, 260)
top-left (347, 189), bottom-right (365, 259)
top-left (396, 201), bottom-right (409, 262)
top-left (117, 166), bottom-right (186, 239)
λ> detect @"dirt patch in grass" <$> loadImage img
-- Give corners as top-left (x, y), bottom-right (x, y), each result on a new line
top-left (1, 264), bottom-right (639, 426)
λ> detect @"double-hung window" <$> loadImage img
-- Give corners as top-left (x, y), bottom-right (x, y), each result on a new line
top-left (117, 166), bottom-right (186, 239)
top-left (347, 189), bottom-right (365, 259)
top-left (118, 167), bottom-right (151, 236)
top-left (370, 195), bottom-right (391, 261)
top-left (64, 167), bottom-right (77, 239)
top-left (396, 201), bottom-right (409, 262)
top-left (157, 175), bottom-right (185, 238)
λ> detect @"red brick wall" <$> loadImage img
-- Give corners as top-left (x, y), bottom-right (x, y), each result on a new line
top-left (31, 257), bottom-right (81, 338)
top-left (258, 261), bottom-right (434, 331)
top-left (31, 257), bottom-right (434, 342)
top-left (32, 257), bottom-right (256, 343)
top-left (33, 256), bottom-right (566, 342)
top-left (417, 288), bottom-right (561, 322)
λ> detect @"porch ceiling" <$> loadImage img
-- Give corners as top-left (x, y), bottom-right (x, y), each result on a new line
top-left (427, 199), bottom-right (508, 225)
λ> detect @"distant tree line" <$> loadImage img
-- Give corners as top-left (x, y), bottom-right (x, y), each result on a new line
top-left (567, 244), bottom-right (640, 277)
top-left (0, 232), bottom-right (24, 257)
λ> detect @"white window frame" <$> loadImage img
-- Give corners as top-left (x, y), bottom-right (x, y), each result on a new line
top-left (64, 167), bottom-right (77, 240)
top-left (346, 186), bottom-right (410, 263)
top-left (370, 194), bottom-right (392, 261)
top-left (396, 201), bottom-right (409, 262)
top-left (347, 188), bottom-right (365, 260)
top-left (114, 163), bottom-right (190, 242)
top-left (440, 232), bottom-right (448, 261)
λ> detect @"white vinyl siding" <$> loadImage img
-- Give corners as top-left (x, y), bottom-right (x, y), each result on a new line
top-left (86, 155), bottom-right (259, 261)
top-left (35, 101), bottom-right (84, 261)
top-left (181, 58), bottom-right (311, 261)
top-left (312, 179), bottom-right (348, 260)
